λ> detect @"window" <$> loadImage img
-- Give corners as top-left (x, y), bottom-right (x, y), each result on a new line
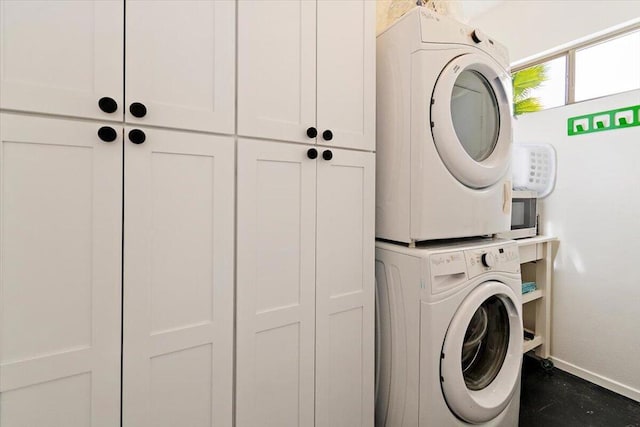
top-left (512, 25), bottom-right (640, 115)
top-left (515, 57), bottom-right (567, 113)
top-left (575, 30), bottom-right (640, 102)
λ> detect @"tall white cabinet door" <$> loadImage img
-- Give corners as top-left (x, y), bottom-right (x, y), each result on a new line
top-left (315, 148), bottom-right (375, 427)
top-left (237, 1), bottom-right (316, 144)
top-left (0, 1), bottom-right (123, 121)
top-left (316, 0), bottom-right (375, 151)
top-left (123, 127), bottom-right (234, 427)
top-left (236, 139), bottom-right (316, 427)
top-left (0, 114), bottom-right (122, 427)
top-left (126, 0), bottom-right (235, 134)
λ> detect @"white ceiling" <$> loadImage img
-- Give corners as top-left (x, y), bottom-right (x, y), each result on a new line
top-left (459, 0), bottom-right (505, 20)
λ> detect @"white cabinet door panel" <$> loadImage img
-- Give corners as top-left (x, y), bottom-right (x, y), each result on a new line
top-left (0, 1), bottom-right (123, 121)
top-left (123, 127), bottom-right (234, 427)
top-left (315, 149), bottom-right (375, 427)
top-left (237, 1), bottom-right (316, 143)
top-left (317, 0), bottom-right (375, 151)
top-left (126, 0), bottom-right (235, 134)
top-left (236, 139), bottom-right (316, 427)
top-left (0, 113), bottom-right (122, 427)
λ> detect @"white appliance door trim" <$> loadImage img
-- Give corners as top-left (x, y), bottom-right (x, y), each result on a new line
top-left (440, 281), bottom-right (522, 424)
top-left (431, 53), bottom-right (512, 189)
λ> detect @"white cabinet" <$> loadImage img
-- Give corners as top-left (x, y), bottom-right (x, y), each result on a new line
top-left (2, 3), bottom-right (372, 426)
top-left (0, 1), bottom-right (123, 121)
top-left (235, 140), bottom-right (317, 427)
top-left (1, 1), bottom-right (237, 426)
top-left (122, 126), bottom-right (234, 426)
top-left (1, 2), bottom-right (237, 425)
top-left (0, 113), bottom-right (122, 427)
top-left (236, 4), bottom-right (375, 425)
top-left (236, 139), bottom-right (375, 427)
top-left (315, 149), bottom-right (375, 427)
top-left (316, 0), bottom-right (376, 152)
top-left (0, 117), bottom-right (236, 427)
top-left (236, 0), bottom-right (316, 145)
top-left (0, 0), bottom-right (236, 134)
top-left (125, 0), bottom-right (235, 133)
top-left (237, 0), bottom-right (375, 151)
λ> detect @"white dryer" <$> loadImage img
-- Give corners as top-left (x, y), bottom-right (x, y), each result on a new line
top-left (376, 8), bottom-right (513, 244)
top-left (375, 239), bottom-right (523, 426)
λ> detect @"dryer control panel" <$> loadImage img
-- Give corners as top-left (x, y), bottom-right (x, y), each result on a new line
top-left (418, 8), bottom-right (509, 67)
top-left (465, 244), bottom-right (520, 278)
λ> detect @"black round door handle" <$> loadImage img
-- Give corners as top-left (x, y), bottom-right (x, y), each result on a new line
top-left (322, 130), bottom-right (333, 141)
top-left (98, 97), bottom-right (118, 113)
top-left (322, 150), bottom-right (333, 161)
top-left (97, 126), bottom-right (118, 142)
top-left (307, 148), bottom-right (318, 159)
top-left (128, 129), bottom-right (146, 144)
top-left (129, 102), bottom-right (147, 118)
top-left (306, 127), bottom-right (318, 138)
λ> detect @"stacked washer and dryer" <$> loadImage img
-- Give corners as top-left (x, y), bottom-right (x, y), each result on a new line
top-left (375, 7), bottom-right (524, 427)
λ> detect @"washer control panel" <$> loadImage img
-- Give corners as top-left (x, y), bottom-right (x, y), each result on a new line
top-left (427, 242), bottom-right (520, 295)
top-left (465, 244), bottom-right (520, 277)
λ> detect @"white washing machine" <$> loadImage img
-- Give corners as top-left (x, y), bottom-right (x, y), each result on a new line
top-left (376, 7), bottom-right (513, 244)
top-left (375, 239), bottom-right (523, 426)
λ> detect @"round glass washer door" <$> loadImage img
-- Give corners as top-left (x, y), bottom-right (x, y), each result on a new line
top-left (430, 53), bottom-right (512, 189)
top-left (440, 281), bottom-right (523, 424)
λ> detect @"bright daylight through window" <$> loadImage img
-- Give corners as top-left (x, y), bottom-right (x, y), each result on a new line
top-left (512, 27), bottom-right (640, 115)
top-left (575, 30), bottom-right (640, 102)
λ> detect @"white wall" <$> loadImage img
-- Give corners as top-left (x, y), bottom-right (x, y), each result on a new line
top-left (470, 0), bottom-right (640, 64)
top-left (515, 89), bottom-right (640, 401)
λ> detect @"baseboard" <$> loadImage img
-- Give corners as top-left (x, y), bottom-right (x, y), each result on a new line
top-left (551, 357), bottom-right (640, 402)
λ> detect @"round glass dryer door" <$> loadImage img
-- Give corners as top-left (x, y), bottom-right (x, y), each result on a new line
top-left (451, 70), bottom-right (499, 163)
top-left (440, 281), bottom-right (523, 424)
top-left (431, 53), bottom-right (512, 189)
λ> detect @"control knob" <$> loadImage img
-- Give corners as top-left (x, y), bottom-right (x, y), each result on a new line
top-left (481, 252), bottom-right (496, 268)
top-left (471, 29), bottom-right (484, 44)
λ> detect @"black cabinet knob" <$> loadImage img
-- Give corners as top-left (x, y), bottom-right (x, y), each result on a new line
top-left (306, 127), bottom-right (318, 138)
top-left (98, 97), bottom-right (118, 113)
top-left (307, 148), bottom-right (318, 159)
top-left (129, 102), bottom-right (147, 118)
top-left (97, 126), bottom-right (118, 142)
top-left (322, 130), bottom-right (333, 141)
top-left (322, 150), bottom-right (333, 161)
top-left (128, 129), bottom-right (146, 144)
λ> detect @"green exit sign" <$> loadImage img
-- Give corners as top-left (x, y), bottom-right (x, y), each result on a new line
top-left (567, 105), bottom-right (640, 136)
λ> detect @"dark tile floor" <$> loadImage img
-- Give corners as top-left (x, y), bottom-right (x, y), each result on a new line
top-left (520, 355), bottom-right (640, 427)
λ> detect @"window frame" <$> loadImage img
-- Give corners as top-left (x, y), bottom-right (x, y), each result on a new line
top-left (512, 22), bottom-right (640, 109)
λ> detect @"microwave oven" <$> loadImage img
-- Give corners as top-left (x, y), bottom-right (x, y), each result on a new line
top-left (497, 190), bottom-right (537, 239)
